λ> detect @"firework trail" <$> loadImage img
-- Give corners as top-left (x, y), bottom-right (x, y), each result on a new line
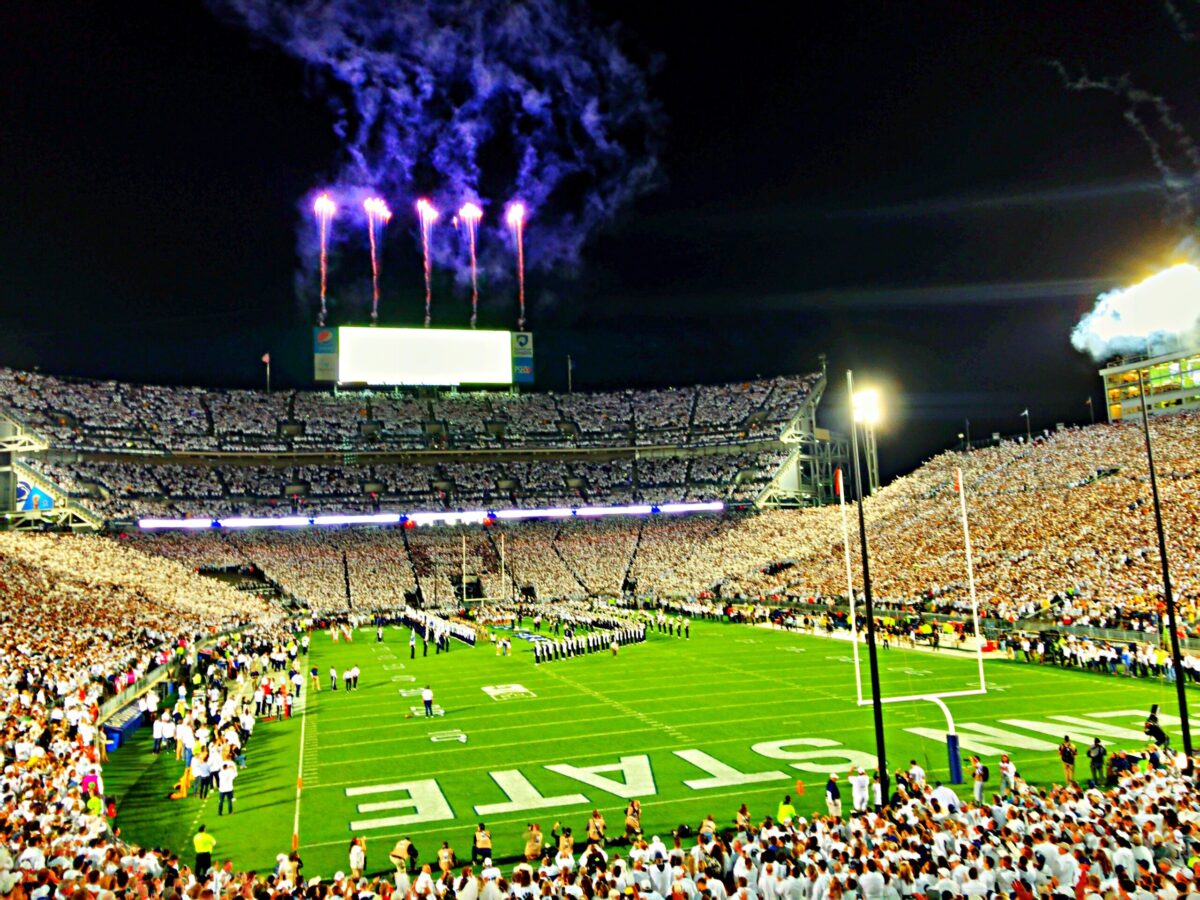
top-left (363, 197), bottom-right (392, 324)
top-left (211, 0), bottom-right (664, 288)
top-left (313, 193), bottom-right (337, 326)
top-left (416, 199), bottom-right (439, 327)
top-left (506, 202), bottom-right (527, 330)
top-left (459, 203), bottom-right (483, 328)
top-left (1164, 0), bottom-right (1199, 41)
top-left (1050, 62), bottom-right (1200, 224)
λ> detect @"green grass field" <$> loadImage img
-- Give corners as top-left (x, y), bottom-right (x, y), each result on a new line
top-left (105, 620), bottom-right (1191, 878)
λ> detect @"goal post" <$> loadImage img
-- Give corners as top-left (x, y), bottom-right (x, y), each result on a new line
top-left (841, 465), bottom-right (988, 785)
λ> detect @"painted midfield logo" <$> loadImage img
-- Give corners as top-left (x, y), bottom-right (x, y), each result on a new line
top-left (482, 684), bottom-right (537, 701)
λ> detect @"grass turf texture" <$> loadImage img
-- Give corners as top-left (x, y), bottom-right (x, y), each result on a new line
top-left (106, 620), bottom-right (1191, 877)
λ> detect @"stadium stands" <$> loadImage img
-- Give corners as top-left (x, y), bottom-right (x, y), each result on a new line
top-left (112, 413), bottom-right (1200, 636)
top-left (6, 366), bottom-right (1200, 629)
top-left (0, 520), bottom-right (1193, 899)
top-left (0, 404), bottom-right (1199, 897)
top-left (0, 369), bottom-right (818, 453)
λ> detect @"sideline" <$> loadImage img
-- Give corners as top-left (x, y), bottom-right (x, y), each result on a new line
top-left (292, 654), bottom-right (311, 847)
top-left (755, 621), bottom-right (992, 659)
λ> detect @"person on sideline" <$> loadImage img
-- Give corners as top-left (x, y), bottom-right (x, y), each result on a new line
top-left (193, 825), bottom-right (216, 876)
top-left (1059, 735), bottom-right (1077, 784)
top-left (825, 774), bottom-right (842, 819)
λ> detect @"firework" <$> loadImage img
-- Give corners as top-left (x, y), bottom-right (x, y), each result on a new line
top-left (363, 197), bottom-right (392, 323)
top-left (313, 193), bottom-right (337, 326)
top-left (416, 199), bottom-right (439, 327)
top-left (458, 203), bottom-right (483, 327)
top-left (506, 202), bottom-right (527, 330)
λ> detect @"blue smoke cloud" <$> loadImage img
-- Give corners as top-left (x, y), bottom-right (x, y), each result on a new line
top-left (209, 0), bottom-right (664, 314)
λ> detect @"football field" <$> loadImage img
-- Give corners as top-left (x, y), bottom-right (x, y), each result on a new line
top-left (106, 620), bottom-right (1191, 876)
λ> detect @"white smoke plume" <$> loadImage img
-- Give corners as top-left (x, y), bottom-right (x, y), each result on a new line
top-left (1072, 263), bottom-right (1200, 360)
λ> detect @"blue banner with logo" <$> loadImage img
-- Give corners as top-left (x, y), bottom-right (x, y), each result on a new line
top-left (511, 332), bottom-right (534, 384)
top-left (16, 480), bottom-right (54, 511)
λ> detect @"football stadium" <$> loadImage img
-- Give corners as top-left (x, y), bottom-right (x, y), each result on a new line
top-left (4, 4), bottom-right (1200, 900)
top-left (2, 345), bottom-right (1199, 881)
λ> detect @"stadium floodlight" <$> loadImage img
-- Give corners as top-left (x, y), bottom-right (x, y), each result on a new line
top-left (852, 388), bottom-right (882, 494)
top-left (852, 388), bottom-right (882, 425)
top-left (847, 370), bottom-right (888, 798)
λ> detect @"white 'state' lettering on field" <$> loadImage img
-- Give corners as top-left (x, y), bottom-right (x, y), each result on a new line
top-left (474, 770), bottom-right (589, 816)
top-left (673, 749), bottom-right (788, 790)
top-left (751, 738), bottom-right (879, 774)
top-left (1046, 716), bottom-right (1150, 742)
top-left (345, 780), bottom-right (454, 831)
top-left (1091, 709), bottom-right (1179, 726)
top-left (545, 755), bottom-right (656, 799)
top-left (340, 710), bottom-right (1174, 832)
top-left (903, 710), bottom-right (1181, 757)
top-left (906, 722), bottom-right (1058, 755)
top-left (1000, 719), bottom-right (1112, 745)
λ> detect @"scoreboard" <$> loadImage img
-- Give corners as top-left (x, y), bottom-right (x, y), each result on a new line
top-left (314, 327), bottom-right (534, 386)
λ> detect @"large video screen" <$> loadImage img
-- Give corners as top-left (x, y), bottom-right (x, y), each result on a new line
top-left (337, 327), bottom-right (513, 386)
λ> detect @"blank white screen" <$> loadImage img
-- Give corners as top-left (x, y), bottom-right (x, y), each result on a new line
top-left (337, 327), bottom-right (513, 385)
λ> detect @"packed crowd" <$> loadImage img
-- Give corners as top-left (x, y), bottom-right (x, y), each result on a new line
top-left (26, 450), bottom-right (785, 522)
top-left (0, 530), bottom-right (289, 900)
top-left (363, 757), bottom-right (1200, 900)
top-left (120, 413), bottom-right (1200, 633)
top-left (0, 369), bottom-right (817, 454)
top-left (4, 507), bottom-right (1200, 900)
top-left (708, 414), bottom-right (1200, 632)
top-left (1003, 633), bottom-right (1200, 682)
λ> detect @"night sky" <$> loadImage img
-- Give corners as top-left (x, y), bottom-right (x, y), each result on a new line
top-left (1, 2), bottom-right (1196, 480)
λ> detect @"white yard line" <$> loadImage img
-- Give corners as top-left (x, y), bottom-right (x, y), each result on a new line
top-left (292, 659), bottom-right (311, 841)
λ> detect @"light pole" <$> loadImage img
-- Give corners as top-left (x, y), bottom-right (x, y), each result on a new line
top-left (1086, 397), bottom-right (1094, 426)
top-left (1020, 409), bottom-right (1031, 444)
top-left (1137, 369), bottom-right (1193, 759)
top-left (847, 371), bottom-right (888, 798)
top-left (862, 414), bottom-right (880, 495)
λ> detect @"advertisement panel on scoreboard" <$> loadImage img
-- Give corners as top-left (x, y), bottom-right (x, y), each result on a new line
top-left (313, 327), bottom-right (338, 382)
top-left (511, 332), bottom-right (534, 384)
top-left (336, 327), bottom-right (513, 386)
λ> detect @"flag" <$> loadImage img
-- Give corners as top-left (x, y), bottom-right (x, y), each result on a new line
top-left (954, 468), bottom-right (962, 494)
top-left (1020, 408), bottom-right (1028, 417)
top-left (834, 467), bottom-right (843, 499)
top-left (262, 353), bottom-right (270, 364)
